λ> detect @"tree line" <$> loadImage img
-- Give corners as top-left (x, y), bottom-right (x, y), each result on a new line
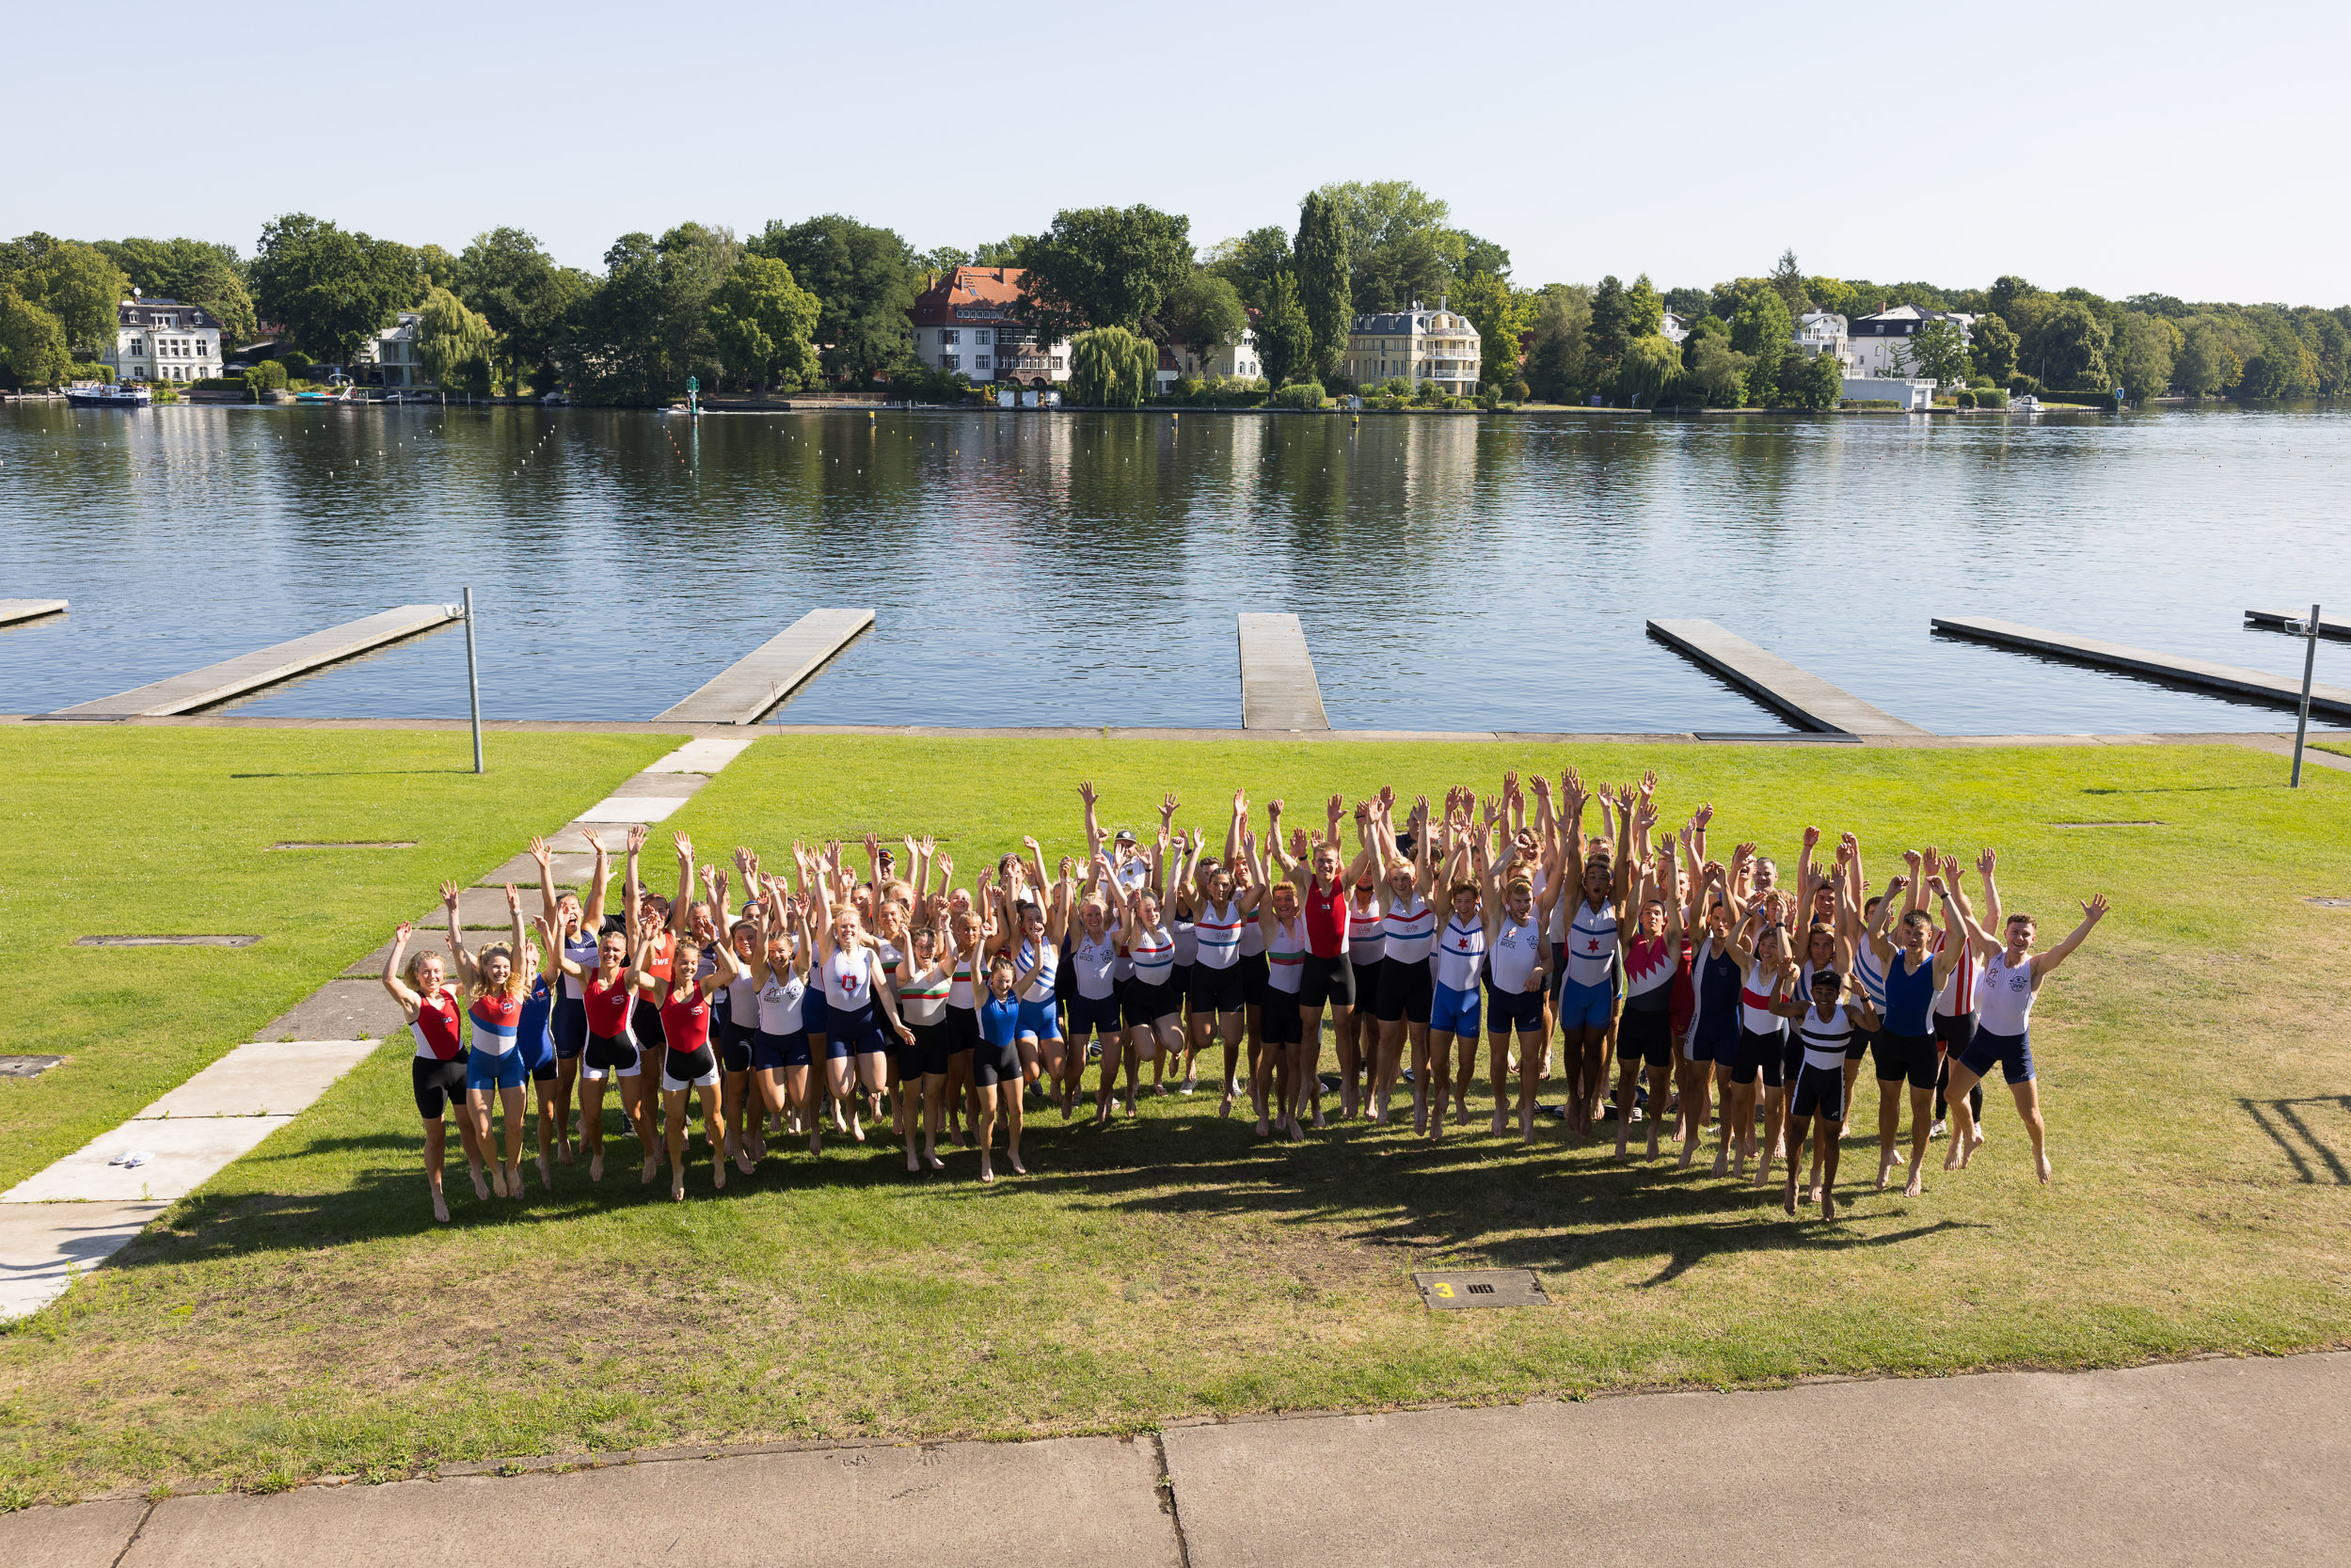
top-left (4, 202), bottom-right (2345, 408)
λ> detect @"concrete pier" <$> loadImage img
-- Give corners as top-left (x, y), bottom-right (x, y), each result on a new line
top-left (2246, 608), bottom-right (2351, 641)
top-left (0, 598), bottom-right (68, 626)
top-left (1647, 619), bottom-right (1929, 736)
top-left (41, 605), bottom-right (462, 719)
top-left (654, 608), bottom-right (873, 724)
top-left (1933, 615), bottom-right (2351, 719)
top-left (1237, 613), bottom-right (1330, 731)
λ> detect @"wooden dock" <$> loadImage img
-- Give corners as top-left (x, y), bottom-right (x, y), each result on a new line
top-left (653, 608), bottom-right (873, 724)
top-left (42, 605), bottom-right (463, 719)
top-left (2246, 609), bottom-right (2351, 642)
top-left (1238, 613), bottom-right (1330, 731)
top-left (1646, 620), bottom-right (1929, 736)
top-left (0, 599), bottom-right (68, 626)
top-left (1933, 615), bottom-right (2351, 720)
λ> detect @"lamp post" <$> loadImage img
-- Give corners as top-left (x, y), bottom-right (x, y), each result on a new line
top-left (2290, 602), bottom-right (2322, 788)
top-left (462, 586), bottom-right (483, 774)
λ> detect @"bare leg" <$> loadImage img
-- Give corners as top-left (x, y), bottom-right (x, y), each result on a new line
top-left (1875, 1078), bottom-right (1902, 1190)
top-left (1945, 1061), bottom-right (1985, 1170)
top-left (699, 1081), bottom-right (728, 1190)
top-left (1644, 1058), bottom-right (1668, 1160)
top-left (919, 1072), bottom-right (946, 1168)
top-left (1902, 1084), bottom-right (1933, 1196)
top-left (553, 1055), bottom-right (580, 1164)
top-left (1817, 1114), bottom-right (1844, 1219)
top-left (421, 1118), bottom-right (453, 1222)
top-left (2013, 1079), bottom-right (2051, 1182)
top-left (579, 1075), bottom-right (609, 1181)
top-left (498, 1084), bottom-right (527, 1196)
top-left (1424, 1031), bottom-right (1453, 1141)
top-left (1612, 1051), bottom-right (1643, 1157)
top-left (856, 1052), bottom-right (888, 1139)
top-left (1002, 1081), bottom-right (1026, 1173)
top-left (663, 1087), bottom-right (690, 1200)
top-left (1296, 1005), bottom-right (1326, 1130)
top-left (1781, 1114), bottom-right (1809, 1214)
top-left (1516, 1027), bottom-right (1543, 1142)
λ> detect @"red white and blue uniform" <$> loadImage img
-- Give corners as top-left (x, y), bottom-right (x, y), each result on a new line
top-left (466, 991), bottom-right (529, 1091)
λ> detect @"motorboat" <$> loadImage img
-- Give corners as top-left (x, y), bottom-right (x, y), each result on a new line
top-left (64, 382), bottom-right (152, 408)
top-left (2009, 395), bottom-right (2041, 413)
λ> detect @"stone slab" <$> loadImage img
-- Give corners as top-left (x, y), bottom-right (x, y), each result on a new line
top-left (414, 885), bottom-right (534, 931)
top-left (1161, 1353), bottom-right (2351, 1568)
top-left (652, 608), bottom-right (874, 724)
top-left (1933, 615), bottom-right (2351, 719)
top-left (573, 795), bottom-right (694, 824)
top-left (0, 597), bottom-right (70, 627)
top-left (44, 605), bottom-right (462, 718)
top-left (1649, 618), bottom-right (1929, 735)
top-left (250, 980), bottom-right (404, 1042)
top-left (646, 735), bottom-right (763, 772)
top-left (1236, 612), bottom-right (1329, 730)
top-left (119, 1433), bottom-right (1172, 1568)
top-left (0, 1497), bottom-right (147, 1567)
top-left (1, 1116), bottom-right (293, 1203)
top-left (608, 769), bottom-right (707, 799)
top-left (473, 850), bottom-right (600, 889)
top-left (0, 1200), bottom-right (167, 1322)
top-left (344, 927), bottom-right (460, 980)
top-left (132, 1040), bottom-right (375, 1120)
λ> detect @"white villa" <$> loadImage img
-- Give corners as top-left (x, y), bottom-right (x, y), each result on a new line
top-left (1344, 298), bottom-right (1481, 394)
top-left (1845, 304), bottom-right (1976, 378)
top-left (906, 266), bottom-right (1072, 386)
top-left (1157, 327), bottom-right (1262, 389)
top-left (100, 293), bottom-right (222, 383)
top-left (353, 311), bottom-right (432, 388)
top-left (1794, 310), bottom-right (1852, 372)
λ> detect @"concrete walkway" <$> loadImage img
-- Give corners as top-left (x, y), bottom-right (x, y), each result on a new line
top-left (0, 730), bottom-right (759, 1323)
top-left (3, 1353), bottom-right (2341, 1566)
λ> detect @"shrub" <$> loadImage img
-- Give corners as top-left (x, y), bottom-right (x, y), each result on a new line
top-left (278, 350), bottom-right (313, 381)
top-left (245, 360), bottom-right (289, 398)
top-left (1975, 388), bottom-right (2009, 409)
top-left (1510, 379), bottom-right (1531, 403)
top-left (2006, 373), bottom-right (2041, 397)
top-left (1968, 374), bottom-right (1994, 389)
top-left (1069, 327), bottom-right (1156, 406)
top-left (1270, 380), bottom-right (1326, 410)
top-left (1841, 398), bottom-right (1903, 409)
top-left (1955, 390), bottom-right (1976, 407)
top-left (69, 361), bottom-right (112, 384)
top-left (191, 375), bottom-right (246, 390)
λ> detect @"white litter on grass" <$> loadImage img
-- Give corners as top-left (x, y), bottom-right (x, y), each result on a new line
top-left (107, 1150), bottom-right (153, 1168)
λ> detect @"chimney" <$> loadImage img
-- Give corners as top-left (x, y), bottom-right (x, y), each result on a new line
top-left (1438, 293), bottom-right (1447, 311)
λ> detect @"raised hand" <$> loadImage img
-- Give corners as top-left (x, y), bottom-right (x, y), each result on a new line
top-left (1921, 843), bottom-right (1941, 873)
top-left (1077, 780), bottom-right (1100, 808)
top-left (1530, 771), bottom-right (1552, 801)
top-left (1640, 768), bottom-right (1658, 798)
top-left (626, 824), bottom-right (648, 855)
top-left (1616, 783), bottom-right (1636, 813)
top-left (1057, 855), bottom-right (1076, 879)
top-left (503, 882), bottom-right (522, 911)
top-left (936, 852), bottom-right (954, 880)
top-left (580, 827), bottom-right (604, 854)
top-left (2082, 894), bottom-right (2110, 922)
top-left (1503, 769), bottom-right (1519, 800)
top-left (532, 911), bottom-right (560, 945)
top-left (1733, 842), bottom-right (1757, 867)
top-left (1978, 847), bottom-right (1998, 878)
top-left (1268, 797), bottom-right (1285, 820)
top-left (1926, 874), bottom-right (1948, 899)
top-left (1802, 825), bottom-right (1821, 849)
top-left (1162, 791), bottom-right (1179, 819)
top-left (1326, 792), bottom-right (1344, 820)
top-left (1693, 802), bottom-right (1715, 830)
top-left (673, 830), bottom-right (693, 863)
top-left (1941, 854), bottom-right (1962, 884)
top-left (735, 846), bottom-right (756, 875)
top-left (440, 879), bottom-right (462, 908)
top-left (1022, 833), bottom-right (1041, 855)
top-left (394, 920), bottom-right (414, 943)
top-left (1288, 826), bottom-right (1310, 858)
top-left (1902, 847), bottom-right (1924, 868)
top-left (528, 835), bottom-right (551, 868)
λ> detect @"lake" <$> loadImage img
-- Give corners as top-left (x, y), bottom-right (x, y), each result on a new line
top-left (3, 400), bottom-right (2345, 733)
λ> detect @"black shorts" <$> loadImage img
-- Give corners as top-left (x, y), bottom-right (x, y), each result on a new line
top-left (1068, 990), bottom-right (1122, 1037)
top-left (584, 1030), bottom-right (638, 1075)
top-left (1351, 959), bottom-right (1382, 1010)
top-left (1791, 1059), bottom-right (1847, 1121)
top-left (1375, 956), bottom-right (1434, 1024)
top-left (1124, 976), bottom-right (1178, 1028)
top-left (630, 995), bottom-right (667, 1049)
top-left (551, 996), bottom-right (588, 1060)
top-left (945, 1005), bottom-right (980, 1056)
top-left (720, 1020), bottom-right (756, 1075)
top-left (906, 1019), bottom-right (951, 1078)
top-left (1485, 984), bottom-right (1544, 1034)
top-left (412, 1056), bottom-right (468, 1119)
top-left (1240, 951), bottom-right (1270, 1006)
top-left (1260, 990), bottom-right (1304, 1046)
top-left (1848, 1023), bottom-right (1878, 1062)
top-left (1188, 962), bottom-right (1246, 1016)
top-left (661, 1042), bottom-right (720, 1091)
top-left (1732, 1025), bottom-right (1786, 1087)
top-left (1782, 1027), bottom-right (1806, 1086)
top-left (1873, 1032), bottom-right (1939, 1089)
top-left (1618, 1005), bottom-right (1673, 1066)
top-left (1933, 1010), bottom-right (1977, 1053)
top-left (973, 1039), bottom-right (1023, 1086)
top-left (1299, 952), bottom-right (1356, 1008)
top-left (1171, 962), bottom-right (1194, 1013)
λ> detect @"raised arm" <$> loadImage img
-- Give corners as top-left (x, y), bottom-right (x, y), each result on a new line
top-left (2031, 895), bottom-right (2110, 980)
top-left (440, 879), bottom-right (481, 990)
top-left (624, 824), bottom-right (647, 942)
top-left (381, 922), bottom-right (423, 1011)
top-left (529, 835), bottom-right (561, 924)
top-left (1078, 779), bottom-right (1106, 865)
top-left (580, 828), bottom-right (611, 929)
top-left (501, 881), bottom-right (526, 965)
top-left (1977, 847), bottom-right (2004, 931)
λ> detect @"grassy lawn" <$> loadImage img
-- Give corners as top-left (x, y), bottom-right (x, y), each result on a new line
top-left (0, 726), bottom-right (675, 1196)
top-left (4, 736), bottom-right (2350, 1505)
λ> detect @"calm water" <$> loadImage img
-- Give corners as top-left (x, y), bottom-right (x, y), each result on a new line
top-left (3, 401), bottom-right (2346, 733)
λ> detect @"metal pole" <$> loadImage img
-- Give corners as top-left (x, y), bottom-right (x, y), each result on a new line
top-left (462, 586), bottom-right (484, 775)
top-left (2291, 600), bottom-right (2320, 788)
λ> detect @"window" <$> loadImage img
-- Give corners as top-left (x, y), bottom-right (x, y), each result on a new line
top-left (1050, 356), bottom-right (1064, 371)
top-left (942, 353), bottom-right (960, 371)
top-left (976, 356), bottom-right (992, 372)
top-left (974, 329), bottom-right (992, 345)
top-left (943, 328), bottom-right (961, 345)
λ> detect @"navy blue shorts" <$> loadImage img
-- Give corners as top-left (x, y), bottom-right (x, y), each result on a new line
top-left (551, 996), bottom-right (589, 1060)
top-left (802, 988), bottom-right (831, 1038)
top-left (1485, 984), bottom-right (1545, 1034)
top-left (1959, 1026), bottom-right (2034, 1085)
top-left (753, 1028), bottom-right (810, 1070)
top-left (828, 999), bottom-right (883, 1058)
top-left (1068, 990), bottom-right (1121, 1037)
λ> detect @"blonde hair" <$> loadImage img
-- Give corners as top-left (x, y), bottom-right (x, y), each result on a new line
top-left (469, 942), bottom-right (528, 1002)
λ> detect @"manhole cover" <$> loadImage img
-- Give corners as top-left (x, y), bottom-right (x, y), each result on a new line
top-left (73, 934), bottom-right (262, 947)
top-left (0, 1056), bottom-right (64, 1078)
top-left (2053, 820), bottom-right (2164, 828)
top-left (270, 841), bottom-right (417, 849)
top-left (2306, 897), bottom-right (2351, 909)
top-left (1413, 1269), bottom-right (1551, 1310)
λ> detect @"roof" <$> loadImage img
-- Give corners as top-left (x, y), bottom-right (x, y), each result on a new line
top-left (117, 298), bottom-right (218, 328)
top-left (908, 265), bottom-right (1028, 328)
top-left (1349, 305), bottom-right (1480, 340)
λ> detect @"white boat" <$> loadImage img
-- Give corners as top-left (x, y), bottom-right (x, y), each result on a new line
top-left (2010, 395), bottom-right (2041, 413)
top-left (64, 382), bottom-right (151, 408)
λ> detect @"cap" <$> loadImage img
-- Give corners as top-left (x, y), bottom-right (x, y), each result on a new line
top-left (1114, 828), bottom-right (1138, 844)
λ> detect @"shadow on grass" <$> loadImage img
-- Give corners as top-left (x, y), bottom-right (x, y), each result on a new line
top-left (227, 769), bottom-right (479, 780)
top-left (2240, 1096), bottom-right (2351, 1183)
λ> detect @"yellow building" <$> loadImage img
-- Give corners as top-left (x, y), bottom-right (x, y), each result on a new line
top-left (1344, 297), bottom-right (1481, 394)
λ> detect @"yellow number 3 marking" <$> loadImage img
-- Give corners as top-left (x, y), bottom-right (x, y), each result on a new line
top-left (1433, 1282), bottom-right (1455, 1298)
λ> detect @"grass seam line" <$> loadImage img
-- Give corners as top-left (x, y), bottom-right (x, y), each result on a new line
top-left (106, 1497), bottom-right (155, 1568)
top-left (1150, 1433), bottom-right (1195, 1568)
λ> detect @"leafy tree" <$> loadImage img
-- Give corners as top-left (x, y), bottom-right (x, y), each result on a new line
top-left (1451, 269), bottom-right (1528, 392)
top-left (1612, 334), bottom-right (1679, 407)
top-left (1200, 227), bottom-right (1291, 312)
top-left (250, 214), bottom-right (420, 367)
top-left (1987, 275), bottom-right (2050, 354)
top-left (562, 228), bottom-right (738, 405)
top-left (1896, 318), bottom-right (1970, 385)
top-left (707, 255), bottom-right (821, 394)
top-left (242, 358), bottom-right (288, 398)
top-left (1457, 234), bottom-right (1510, 281)
top-left (415, 245), bottom-right (459, 296)
top-left (2173, 318), bottom-right (2231, 396)
top-left (1787, 349), bottom-right (1844, 410)
top-left (1068, 326), bottom-right (1156, 406)
top-left (2239, 314), bottom-right (2318, 399)
top-left (1622, 274), bottom-right (1663, 339)
top-left (1252, 270), bottom-right (1312, 388)
top-left (751, 214), bottom-right (915, 384)
top-left (0, 282), bottom-right (71, 387)
top-left (1587, 276), bottom-right (1629, 373)
top-left (1682, 323), bottom-right (1748, 406)
top-left (970, 235), bottom-right (1029, 268)
top-left (1293, 190), bottom-right (1351, 382)
top-left (2026, 299), bottom-right (2112, 389)
top-left (1969, 311), bottom-right (2019, 383)
top-left (1769, 249), bottom-right (1810, 318)
top-left (1313, 181), bottom-right (1465, 312)
top-left (415, 285), bottom-right (497, 397)
top-left (1523, 284), bottom-right (1591, 403)
top-left (1161, 271), bottom-right (1247, 377)
top-left (1014, 204), bottom-right (1193, 344)
top-left (0, 233), bottom-right (130, 356)
top-left (96, 236), bottom-right (257, 344)
top-left (1728, 288), bottom-right (1792, 404)
top-left (915, 245), bottom-right (969, 283)
top-left (454, 228), bottom-right (589, 394)
top-left (1662, 284), bottom-right (1711, 320)
top-left (2117, 312), bottom-right (2177, 402)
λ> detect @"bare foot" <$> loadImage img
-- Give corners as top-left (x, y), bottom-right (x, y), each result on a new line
top-left (1009, 1154), bottom-right (1026, 1175)
top-left (1821, 1189), bottom-right (1838, 1221)
top-left (1902, 1169), bottom-right (1926, 1197)
top-left (1492, 1111), bottom-right (1508, 1136)
top-left (979, 1161), bottom-right (995, 1183)
top-left (1944, 1146), bottom-right (1964, 1172)
top-left (1875, 1156), bottom-right (1894, 1192)
top-left (588, 1150), bottom-right (604, 1182)
top-left (927, 1152), bottom-right (945, 1172)
top-left (1711, 1147), bottom-right (1728, 1178)
top-left (506, 1161), bottom-right (526, 1197)
top-left (671, 1173), bottom-right (686, 1202)
top-left (536, 1152), bottom-right (552, 1188)
top-left (430, 1185), bottom-right (451, 1224)
top-left (1255, 1115), bottom-right (1271, 1138)
top-left (641, 1156), bottom-right (659, 1185)
top-left (2037, 1152), bottom-right (2053, 1184)
top-left (485, 1164), bottom-right (507, 1199)
top-left (850, 1117), bottom-right (866, 1144)
top-left (736, 1152), bottom-right (755, 1177)
top-left (1218, 1092), bottom-right (1234, 1119)
top-left (1888, 1145), bottom-right (1906, 1166)
top-left (558, 1138), bottom-right (576, 1166)
top-left (712, 1157), bottom-right (725, 1191)
top-left (907, 1151), bottom-right (922, 1173)
top-left (1782, 1177), bottom-right (1798, 1216)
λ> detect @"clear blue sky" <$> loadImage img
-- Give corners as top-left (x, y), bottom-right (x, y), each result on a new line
top-left (11, 0), bottom-right (2343, 304)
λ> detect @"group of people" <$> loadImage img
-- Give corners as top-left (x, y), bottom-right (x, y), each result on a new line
top-left (380, 771), bottom-right (2109, 1225)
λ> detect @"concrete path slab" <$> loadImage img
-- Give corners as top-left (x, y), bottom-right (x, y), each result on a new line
top-left (0, 1497), bottom-right (146, 1568)
top-left (1161, 1353), bottom-right (2351, 1568)
top-left (1237, 612), bottom-right (1329, 730)
top-left (119, 1433), bottom-right (1173, 1568)
top-left (1934, 615), bottom-right (2351, 719)
top-left (473, 850), bottom-right (599, 888)
top-left (573, 795), bottom-right (693, 824)
top-left (2, 1117), bottom-right (292, 1204)
top-left (44, 605), bottom-right (461, 719)
top-left (251, 980), bottom-right (402, 1042)
top-left (652, 608), bottom-right (874, 724)
top-left (412, 885), bottom-right (533, 931)
top-left (607, 769), bottom-right (707, 799)
top-left (646, 735), bottom-right (762, 772)
top-left (132, 1041), bottom-right (375, 1120)
top-left (343, 927), bottom-right (460, 979)
top-left (0, 1200), bottom-right (167, 1322)
top-left (1648, 618), bottom-right (1929, 735)
top-left (0, 597), bottom-right (70, 627)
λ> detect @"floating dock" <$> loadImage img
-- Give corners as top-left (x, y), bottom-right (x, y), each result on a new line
top-left (654, 608), bottom-right (873, 724)
top-left (2246, 609), bottom-right (2351, 642)
top-left (1238, 613), bottom-right (1330, 730)
top-left (1646, 619), bottom-right (1929, 736)
top-left (1932, 616), bottom-right (2351, 719)
top-left (41, 605), bottom-right (462, 719)
top-left (0, 599), bottom-right (68, 626)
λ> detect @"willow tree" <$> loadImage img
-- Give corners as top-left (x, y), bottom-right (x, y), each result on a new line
top-left (415, 284), bottom-right (497, 397)
top-left (1069, 325), bottom-right (1156, 406)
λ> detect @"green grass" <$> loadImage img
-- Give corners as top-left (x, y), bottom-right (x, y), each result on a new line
top-left (0, 726), bottom-right (676, 1195)
top-left (4, 735), bottom-right (2350, 1506)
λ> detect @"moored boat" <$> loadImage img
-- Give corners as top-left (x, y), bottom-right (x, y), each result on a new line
top-left (63, 381), bottom-right (152, 408)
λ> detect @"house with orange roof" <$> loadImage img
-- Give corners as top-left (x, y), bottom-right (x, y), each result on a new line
top-left (907, 266), bottom-right (1072, 387)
